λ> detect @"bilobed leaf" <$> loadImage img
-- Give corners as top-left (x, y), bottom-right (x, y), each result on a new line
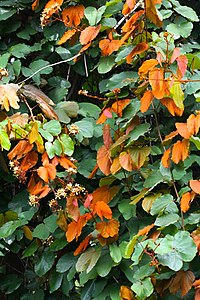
top-left (131, 277), bottom-right (154, 300)
top-left (76, 248), bottom-right (101, 273)
top-left (149, 67), bottom-right (165, 99)
top-left (140, 90), bottom-right (154, 113)
top-left (175, 123), bottom-right (191, 139)
top-left (168, 270), bottom-right (195, 297)
top-left (171, 139), bottom-right (189, 164)
top-left (126, 42), bottom-right (148, 64)
top-left (43, 120), bottom-right (61, 136)
top-left (62, 4), bottom-right (84, 27)
top-left (129, 146), bottom-right (150, 169)
top-left (119, 151), bottom-right (133, 171)
top-left (96, 219), bottom-right (120, 238)
top-left (93, 201), bottom-right (112, 220)
top-left (60, 134), bottom-right (74, 156)
top-left (138, 59), bottom-right (158, 77)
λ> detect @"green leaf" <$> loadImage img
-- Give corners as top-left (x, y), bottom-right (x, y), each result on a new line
top-left (39, 128), bottom-right (53, 142)
top-left (22, 240), bottom-right (39, 258)
top-left (125, 235), bottom-right (138, 258)
top-left (144, 170), bottom-right (164, 188)
top-left (32, 223), bottom-right (50, 240)
top-left (104, 71), bottom-right (138, 91)
top-left (98, 56), bottom-right (115, 74)
top-left (43, 120), bottom-right (61, 136)
top-left (170, 82), bottom-right (184, 109)
top-left (79, 103), bottom-right (101, 118)
top-left (131, 277), bottom-right (154, 300)
top-left (0, 128), bottom-right (11, 150)
top-left (96, 253), bottom-right (114, 277)
top-left (49, 270), bottom-right (63, 293)
top-left (190, 136), bottom-right (200, 150)
top-left (0, 8), bottom-right (16, 21)
top-left (0, 53), bottom-right (10, 68)
top-left (53, 139), bottom-right (62, 156)
top-left (127, 123), bottom-right (150, 145)
top-left (150, 194), bottom-right (173, 215)
top-left (35, 249), bottom-right (55, 277)
top-left (155, 213), bottom-right (179, 227)
top-left (174, 6), bottom-right (199, 22)
top-left (118, 199), bottom-right (136, 220)
top-left (133, 263), bottom-right (155, 280)
top-left (109, 243), bottom-right (122, 264)
top-left (166, 17), bottom-right (193, 39)
top-left (1, 274), bottom-right (23, 294)
top-left (60, 133), bottom-right (74, 156)
top-left (56, 253), bottom-right (76, 273)
top-left (74, 119), bottom-right (94, 138)
top-left (84, 7), bottom-right (98, 26)
top-left (76, 248), bottom-right (101, 274)
top-left (45, 141), bottom-right (55, 159)
top-left (10, 43), bottom-right (31, 58)
top-left (44, 214), bottom-right (58, 232)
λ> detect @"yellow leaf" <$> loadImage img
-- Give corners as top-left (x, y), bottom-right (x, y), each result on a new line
top-left (23, 225), bottom-right (33, 240)
top-left (170, 82), bottom-right (184, 109)
top-left (29, 122), bottom-right (39, 144)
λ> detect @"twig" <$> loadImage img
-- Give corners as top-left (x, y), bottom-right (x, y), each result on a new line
top-left (114, 0), bottom-right (144, 30)
top-left (18, 53), bottom-right (81, 85)
top-left (83, 54), bottom-right (88, 77)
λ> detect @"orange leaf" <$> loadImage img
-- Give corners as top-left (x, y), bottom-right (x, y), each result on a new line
top-left (111, 99), bottom-right (130, 117)
top-left (20, 151), bottom-right (38, 171)
top-left (80, 25), bottom-right (101, 45)
top-left (0, 83), bottom-right (20, 111)
top-left (140, 90), bottom-right (154, 112)
top-left (160, 97), bottom-right (184, 116)
top-left (191, 229), bottom-right (200, 255)
top-left (180, 191), bottom-right (196, 213)
top-left (193, 279), bottom-right (200, 289)
top-left (103, 124), bottom-right (113, 148)
top-left (62, 4), bottom-right (84, 27)
top-left (41, 152), bottom-right (49, 166)
top-left (66, 196), bottom-right (80, 221)
top-left (57, 29), bottom-right (77, 45)
top-left (28, 175), bottom-right (50, 198)
top-left (195, 289), bottom-right (200, 300)
top-left (120, 285), bottom-right (135, 300)
top-left (161, 148), bottom-right (171, 168)
top-left (92, 185), bottom-right (119, 205)
top-left (32, 0), bottom-right (40, 10)
top-left (66, 213), bottom-right (92, 242)
top-left (149, 67), bottom-right (165, 99)
top-left (8, 140), bottom-right (33, 160)
top-left (187, 114), bottom-right (200, 135)
top-left (74, 235), bottom-right (92, 256)
top-left (37, 164), bottom-right (56, 183)
top-left (189, 180), bottom-right (200, 194)
top-left (122, 0), bottom-right (136, 15)
top-left (92, 201), bottom-right (112, 220)
top-left (138, 59), bottom-right (158, 78)
top-left (171, 139), bottom-right (189, 164)
top-left (110, 156), bottom-right (121, 174)
top-left (137, 223), bottom-right (154, 236)
top-left (96, 108), bottom-right (112, 124)
top-left (163, 130), bottom-right (179, 142)
top-left (41, 0), bottom-right (63, 27)
top-left (99, 39), bottom-right (122, 56)
top-left (126, 42), bottom-right (148, 64)
top-left (59, 156), bottom-right (77, 169)
top-left (96, 219), bottom-right (119, 238)
top-left (175, 122), bottom-right (191, 139)
top-left (119, 151), bottom-right (133, 171)
top-left (145, 0), bottom-right (163, 27)
top-left (97, 145), bottom-right (112, 175)
top-left (168, 270), bottom-right (195, 297)
top-left (88, 163), bottom-right (99, 179)
top-left (122, 10), bottom-right (144, 32)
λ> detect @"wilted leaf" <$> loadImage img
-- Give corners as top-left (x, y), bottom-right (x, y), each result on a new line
top-left (96, 219), bottom-right (119, 238)
top-left (145, 0), bottom-right (163, 27)
top-left (122, 10), bottom-right (144, 32)
top-left (168, 270), bottom-right (195, 297)
top-left (110, 156), bottom-right (121, 174)
top-left (62, 4), bottom-right (85, 27)
top-left (20, 151), bottom-right (38, 171)
top-left (103, 124), bottom-right (113, 148)
top-left (37, 164), bottom-right (56, 183)
top-left (99, 39), bottom-right (122, 56)
top-left (170, 82), bottom-right (185, 110)
top-left (8, 140), bottom-right (33, 160)
top-left (0, 84), bottom-right (20, 111)
top-left (120, 285), bottom-right (135, 300)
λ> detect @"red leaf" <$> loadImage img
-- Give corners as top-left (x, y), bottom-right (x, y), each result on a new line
top-left (80, 25), bottom-right (101, 45)
top-left (67, 196), bottom-right (80, 221)
top-left (176, 55), bottom-right (188, 78)
top-left (170, 48), bottom-right (180, 64)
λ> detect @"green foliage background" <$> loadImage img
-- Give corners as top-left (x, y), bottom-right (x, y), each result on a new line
top-left (0, 0), bottom-right (200, 299)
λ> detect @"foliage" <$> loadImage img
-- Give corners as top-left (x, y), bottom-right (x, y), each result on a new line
top-left (0, 0), bottom-right (200, 299)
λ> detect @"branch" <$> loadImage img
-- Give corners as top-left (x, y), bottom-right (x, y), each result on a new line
top-left (18, 53), bottom-right (81, 85)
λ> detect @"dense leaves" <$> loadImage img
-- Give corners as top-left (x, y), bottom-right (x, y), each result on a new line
top-left (0, 0), bottom-right (200, 299)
